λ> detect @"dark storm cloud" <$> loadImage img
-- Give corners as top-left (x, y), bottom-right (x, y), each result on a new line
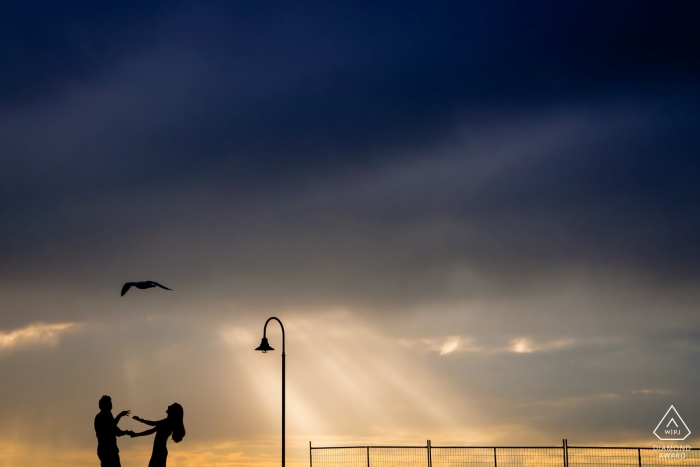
top-left (2, 0), bottom-right (699, 169)
top-left (0, 1), bottom-right (173, 107)
top-left (4, 1), bottom-right (699, 105)
top-left (1, 1), bottom-right (699, 301)
top-left (3, 97), bottom-right (699, 318)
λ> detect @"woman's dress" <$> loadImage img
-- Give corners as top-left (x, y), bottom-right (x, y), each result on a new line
top-left (147, 419), bottom-right (173, 467)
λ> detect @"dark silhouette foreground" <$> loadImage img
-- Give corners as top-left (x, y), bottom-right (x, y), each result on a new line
top-left (131, 403), bottom-right (186, 467)
top-left (121, 281), bottom-right (172, 296)
top-left (94, 395), bottom-right (134, 467)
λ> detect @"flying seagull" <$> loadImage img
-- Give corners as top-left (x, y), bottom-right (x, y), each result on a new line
top-left (121, 281), bottom-right (172, 296)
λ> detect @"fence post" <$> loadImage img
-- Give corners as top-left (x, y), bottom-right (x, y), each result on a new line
top-left (367, 446), bottom-right (370, 467)
top-left (494, 447), bottom-right (497, 467)
top-left (638, 448), bottom-right (642, 467)
top-left (309, 442), bottom-right (312, 467)
top-left (427, 440), bottom-right (432, 467)
top-left (562, 439), bottom-right (568, 467)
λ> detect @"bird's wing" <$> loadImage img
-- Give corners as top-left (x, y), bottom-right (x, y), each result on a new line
top-left (153, 282), bottom-right (172, 291)
top-left (121, 283), bottom-right (133, 296)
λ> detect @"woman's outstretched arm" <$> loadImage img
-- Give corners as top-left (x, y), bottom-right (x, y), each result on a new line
top-left (132, 416), bottom-right (161, 426)
top-left (131, 427), bottom-right (157, 437)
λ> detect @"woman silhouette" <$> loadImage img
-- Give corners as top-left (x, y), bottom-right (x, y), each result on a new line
top-left (130, 403), bottom-right (185, 467)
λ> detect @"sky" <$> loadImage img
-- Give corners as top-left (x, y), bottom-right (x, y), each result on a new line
top-left (1, 1), bottom-right (700, 466)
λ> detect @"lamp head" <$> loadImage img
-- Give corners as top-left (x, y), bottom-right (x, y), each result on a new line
top-left (255, 337), bottom-right (274, 353)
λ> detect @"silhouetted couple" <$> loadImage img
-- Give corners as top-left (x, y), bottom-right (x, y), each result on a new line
top-left (94, 395), bottom-right (186, 467)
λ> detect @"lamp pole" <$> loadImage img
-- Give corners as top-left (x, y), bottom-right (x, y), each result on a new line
top-left (255, 317), bottom-right (285, 467)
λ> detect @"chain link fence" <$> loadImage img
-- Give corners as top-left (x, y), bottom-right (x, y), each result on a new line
top-left (310, 440), bottom-right (699, 467)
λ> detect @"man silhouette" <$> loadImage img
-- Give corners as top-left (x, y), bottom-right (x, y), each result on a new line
top-left (94, 395), bottom-right (133, 467)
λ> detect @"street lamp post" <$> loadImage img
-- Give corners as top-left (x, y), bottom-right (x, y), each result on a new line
top-left (255, 317), bottom-right (285, 467)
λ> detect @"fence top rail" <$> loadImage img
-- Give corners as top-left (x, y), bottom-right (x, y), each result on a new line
top-left (312, 445), bottom-right (562, 449)
top-left (432, 446), bottom-right (563, 449)
top-left (569, 446), bottom-right (700, 451)
top-left (311, 446), bottom-right (429, 450)
top-left (311, 445), bottom-right (700, 451)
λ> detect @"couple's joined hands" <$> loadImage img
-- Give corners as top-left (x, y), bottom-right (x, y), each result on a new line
top-left (118, 411), bottom-right (142, 437)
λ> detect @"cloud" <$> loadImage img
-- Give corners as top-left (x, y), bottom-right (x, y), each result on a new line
top-left (0, 322), bottom-right (82, 351)
top-left (508, 337), bottom-right (576, 354)
top-left (517, 393), bottom-right (622, 409)
top-left (632, 389), bottom-right (675, 396)
top-left (400, 335), bottom-right (578, 355)
top-left (399, 336), bottom-right (483, 355)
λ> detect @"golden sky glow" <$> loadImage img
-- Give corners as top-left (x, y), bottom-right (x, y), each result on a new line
top-left (0, 322), bottom-right (81, 350)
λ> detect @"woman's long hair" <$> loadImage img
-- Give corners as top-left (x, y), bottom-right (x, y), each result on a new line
top-left (168, 403), bottom-right (186, 443)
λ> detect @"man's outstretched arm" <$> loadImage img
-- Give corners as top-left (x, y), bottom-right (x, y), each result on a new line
top-left (113, 410), bottom-right (131, 437)
top-left (114, 410), bottom-right (131, 424)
